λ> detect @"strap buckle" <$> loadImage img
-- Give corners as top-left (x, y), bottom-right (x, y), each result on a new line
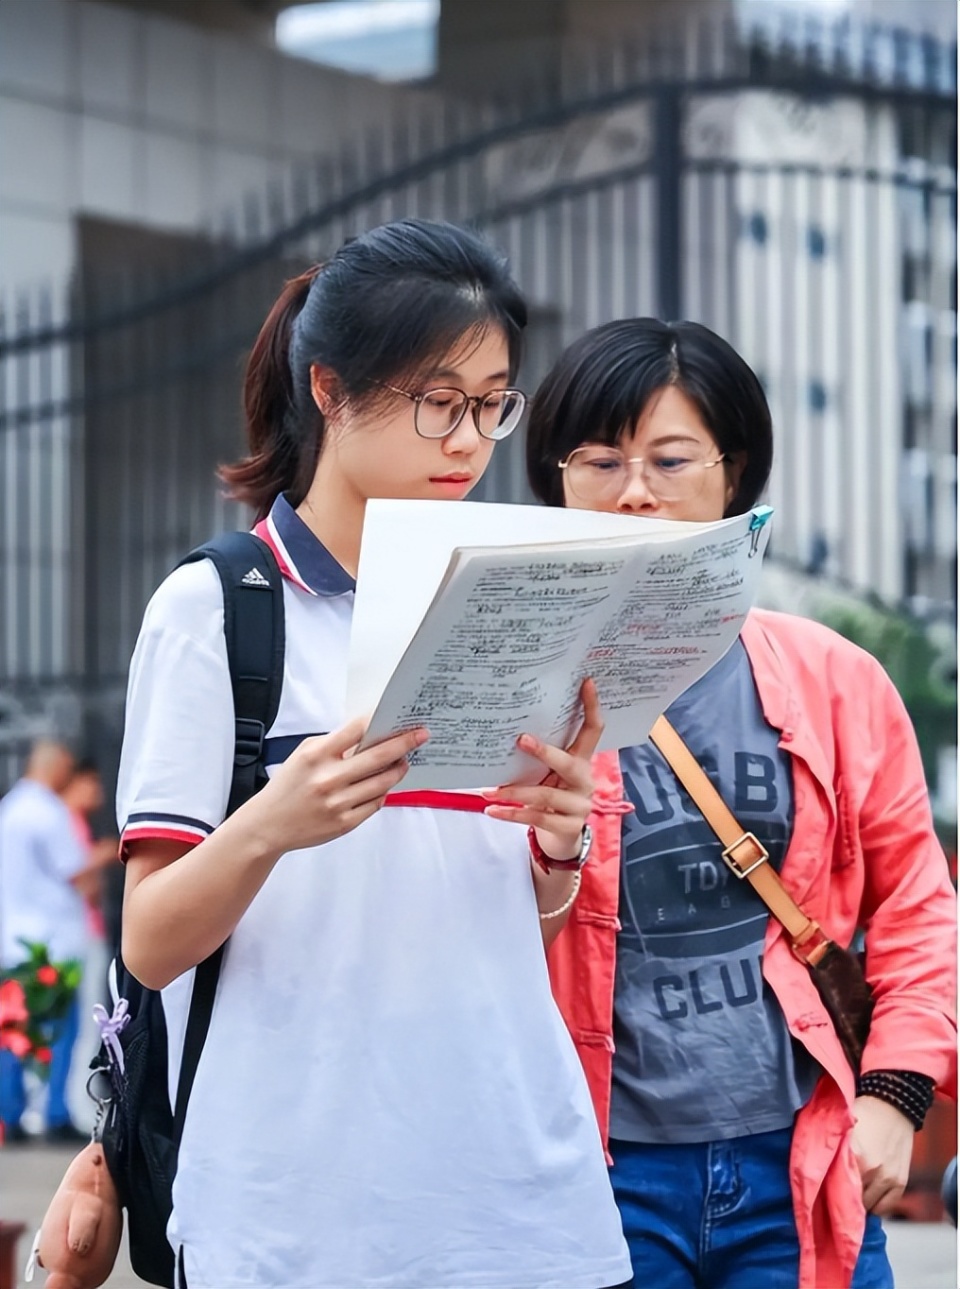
top-left (721, 831), bottom-right (769, 879)
top-left (789, 920), bottom-right (831, 967)
top-left (234, 717), bottom-right (266, 768)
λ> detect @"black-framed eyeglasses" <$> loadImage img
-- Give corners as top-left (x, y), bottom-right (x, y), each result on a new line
top-left (377, 382), bottom-right (527, 441)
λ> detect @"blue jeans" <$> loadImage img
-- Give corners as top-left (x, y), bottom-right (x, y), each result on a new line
top-left (609, 1128), bottom-right (894, 1288)
top-left (0, 997), bottom-right (80, 1129)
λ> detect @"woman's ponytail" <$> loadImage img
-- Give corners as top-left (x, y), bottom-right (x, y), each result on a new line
top-left (219, 266), bottom-right (324, 520)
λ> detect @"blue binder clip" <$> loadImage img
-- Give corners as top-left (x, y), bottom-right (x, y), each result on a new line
top-left (749, 505), bottom-right (774, 531)
top-left (748, 505), bottom-right (773, 556)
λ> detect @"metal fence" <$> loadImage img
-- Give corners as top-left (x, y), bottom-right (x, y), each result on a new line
top-left (0, 12), bottom-right (956, 792)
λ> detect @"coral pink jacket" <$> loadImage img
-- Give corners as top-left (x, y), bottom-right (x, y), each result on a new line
top-left (548, 609), bottom-right (957, 1289)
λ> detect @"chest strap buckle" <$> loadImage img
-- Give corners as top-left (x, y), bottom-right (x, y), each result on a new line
top-left (234, 717), bottom-right (266, 768)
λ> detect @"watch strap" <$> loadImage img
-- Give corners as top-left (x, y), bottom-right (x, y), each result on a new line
top-left (527, 824), bottom-right (592, 873)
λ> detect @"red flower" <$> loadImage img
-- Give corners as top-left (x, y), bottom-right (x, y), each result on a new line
top-left (36, 965), bottom-right (59, 986)
top-left (1, 1029), bottom-right (32, 1059)
top-left (35, 1046), bottom-right (53, 1065)
top-left (0, 979), bottom-right (28, 1027)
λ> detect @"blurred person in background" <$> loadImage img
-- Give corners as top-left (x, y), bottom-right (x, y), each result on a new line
top-left (0, 739), bottom-right (90, 1143)
top-left (60, 758), bottom-right (121, 951)
top-left (527, 317), bottom-right (957, 1289)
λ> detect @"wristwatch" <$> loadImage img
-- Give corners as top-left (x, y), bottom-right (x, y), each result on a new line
top-left (527, 824), bottom-right (593, 874)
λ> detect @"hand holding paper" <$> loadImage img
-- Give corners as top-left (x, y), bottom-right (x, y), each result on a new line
top-left (347, 500), bottom-right (772, 790)
top-left (482, 677), bottom-right (603, 855)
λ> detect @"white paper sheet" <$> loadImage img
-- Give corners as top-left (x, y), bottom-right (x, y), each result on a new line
top-left (348, 499), bottom-right (690, 719)
top-left (346, 500), bottom-right (772, 790)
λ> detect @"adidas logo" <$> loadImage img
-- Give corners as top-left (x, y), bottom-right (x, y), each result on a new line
top-left (241, 567), bottom-right (270, 587)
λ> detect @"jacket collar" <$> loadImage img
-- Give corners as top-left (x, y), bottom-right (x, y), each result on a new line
top-left (741, 611), bottom-right (835, 798)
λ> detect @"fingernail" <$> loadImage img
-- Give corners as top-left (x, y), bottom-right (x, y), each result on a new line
top-left (518, 734), bottom-right (536, 751)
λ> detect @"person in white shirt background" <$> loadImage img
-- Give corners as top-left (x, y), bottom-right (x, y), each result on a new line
top-left (0, 739), bottom-right (91, 1143)
top-left (116, 218), bottom-right (631, 1289)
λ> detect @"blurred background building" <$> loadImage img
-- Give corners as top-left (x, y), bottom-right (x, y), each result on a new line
top-left (0, 0), bottom-right (956, 850)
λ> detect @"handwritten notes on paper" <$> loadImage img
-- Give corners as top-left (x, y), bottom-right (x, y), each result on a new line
top-left (347, 500), bottom-right (772, 790)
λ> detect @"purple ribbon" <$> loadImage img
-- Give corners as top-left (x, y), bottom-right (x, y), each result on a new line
top-left (92, 998), bottom-right (130, 1074)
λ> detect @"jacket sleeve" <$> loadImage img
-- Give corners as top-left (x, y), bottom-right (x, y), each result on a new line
top-left (853, 656), bottom-right (957, 1095)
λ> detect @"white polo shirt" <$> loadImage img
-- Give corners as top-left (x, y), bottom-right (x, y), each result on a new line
top-left (116, 494), bottom-right (630, 1289)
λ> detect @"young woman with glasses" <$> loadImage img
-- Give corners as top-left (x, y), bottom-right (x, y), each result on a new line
top-left (526, 317), bottom-right (956, 1289)
top-left (115, 220), bottom-right (631, 1289)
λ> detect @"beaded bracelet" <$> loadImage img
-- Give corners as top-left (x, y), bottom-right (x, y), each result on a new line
top-left (538, 869), bottom-right (582, 920)
top-left (856, 1069), bottom-right (936, 1132)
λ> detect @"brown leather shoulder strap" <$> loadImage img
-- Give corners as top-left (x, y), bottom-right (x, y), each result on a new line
top-left (649, 715), bottom-right (817, 945)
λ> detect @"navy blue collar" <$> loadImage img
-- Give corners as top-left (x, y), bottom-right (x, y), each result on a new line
top-left (257, 494), bottom-right (356, 597)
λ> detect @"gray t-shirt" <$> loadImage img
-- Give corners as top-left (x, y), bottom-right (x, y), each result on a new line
top-left (609, 640), bottom-right (820, 1144)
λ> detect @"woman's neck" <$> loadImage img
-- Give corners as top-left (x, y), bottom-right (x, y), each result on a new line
top-left (296, 476), bottom-right (365, 579)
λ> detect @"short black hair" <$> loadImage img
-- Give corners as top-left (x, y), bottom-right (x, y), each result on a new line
top-left (526, 317), bottom-right (772, 515)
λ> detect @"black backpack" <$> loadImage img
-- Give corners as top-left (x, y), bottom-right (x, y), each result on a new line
top-left (89, 531), bottom-right (285, 1289)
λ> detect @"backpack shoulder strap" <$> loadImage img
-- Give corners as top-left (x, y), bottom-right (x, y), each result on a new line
top-left (179, 530), bottom-right (286, 815)
top-left (172, 529), bottom-right (285, 1142)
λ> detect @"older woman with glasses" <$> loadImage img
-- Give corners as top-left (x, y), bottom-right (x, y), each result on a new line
top-left (526, 317), bottom-right (956, 1289)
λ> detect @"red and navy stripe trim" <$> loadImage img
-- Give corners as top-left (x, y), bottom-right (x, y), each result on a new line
top-left (254, 515), bottom-right (315, 596)
top-left (120, 811), bottom-right (214, 858)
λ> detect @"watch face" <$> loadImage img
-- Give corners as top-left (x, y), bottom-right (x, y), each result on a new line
top-left (579, 824), bottom-right (594, 865)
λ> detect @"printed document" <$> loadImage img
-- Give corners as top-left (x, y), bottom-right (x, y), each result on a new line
top-left (348, 500), bottom-right (772, 790)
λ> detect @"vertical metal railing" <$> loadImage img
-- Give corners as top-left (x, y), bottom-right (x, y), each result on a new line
top-left (0, 14), bottom-right (955, 791)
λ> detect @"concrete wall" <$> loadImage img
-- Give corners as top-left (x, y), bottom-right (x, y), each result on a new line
top-left (0, 0), bottom-right (440, 297)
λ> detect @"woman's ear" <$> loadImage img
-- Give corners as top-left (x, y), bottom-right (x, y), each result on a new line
top-left (724, 451), bottom-right (747, 507)
top-left (310, 364), bottom-right (340, 418)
